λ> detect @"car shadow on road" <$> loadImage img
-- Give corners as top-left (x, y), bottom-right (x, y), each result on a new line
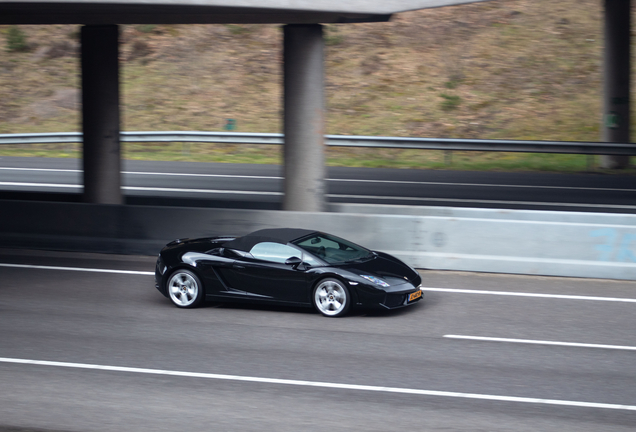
top-left (204, 300), bottom-right (317, 316)
top-left (153, 295), bottom-right (430, 318)
top-left (351, 301), bottom-right (428, 318)
top-left (198, 299), bottom-right (429, 318)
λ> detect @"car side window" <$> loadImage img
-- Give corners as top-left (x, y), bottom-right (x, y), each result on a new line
top-left (249, 242), bottom-right (300, 264)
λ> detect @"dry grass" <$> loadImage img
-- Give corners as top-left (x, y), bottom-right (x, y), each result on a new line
top-left (0, 0), bottom-right (631, 172)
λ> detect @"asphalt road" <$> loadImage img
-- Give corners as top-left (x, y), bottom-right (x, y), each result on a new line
top-left (1, 249), bottom-right (635, 431)
top-left (1, 156), bottom-right (635, 212)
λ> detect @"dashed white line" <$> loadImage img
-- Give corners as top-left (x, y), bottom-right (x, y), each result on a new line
top-left (125, 186), bottom-right (282, 195)
top-left (0, 182), bottom-right (282, 196)
top-left (0, 263), bottom-right (153, 275)
top-left (125, 171), bottom-right (281, 180)
top-left (0, 357), bottom-right (634, 411)
top-left (444, 335), bottom-right (636, 351)
top-left (3, 181), bottom-right (634, 209)
top-left (0, 167), bottom-right (81, 173)
top-left (329, 194), bottom-right (636, 210)
top-left (0, 181), bottom-right (80, 189)
top-left (1, 167), bottom-right (634, 192)
top-left (331, 177), bottom-right (636, 192)
top-left (422, 287), bottom-right (636, 303)
top-left (0, 167), bottom-right (281, 180)
top-left (2, 263), bottom-right (635, 303)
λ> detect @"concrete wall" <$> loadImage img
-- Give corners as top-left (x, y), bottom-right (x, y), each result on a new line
top-left (2, 200), bottom-right (635, 280)
top-left (332, 204), bottom-right (636, 280)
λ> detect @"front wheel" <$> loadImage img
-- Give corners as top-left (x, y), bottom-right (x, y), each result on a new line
top-left (313, 278), bottom-right (351, 317)
top-left (167, 269), bottom-right (205, 308)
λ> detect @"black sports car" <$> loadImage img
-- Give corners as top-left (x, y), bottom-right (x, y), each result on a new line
top-left (155, 228), bottom-right (423, 317)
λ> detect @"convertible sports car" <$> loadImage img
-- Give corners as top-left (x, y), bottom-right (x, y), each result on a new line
top-left (155, 228), bottom-right (423, 317)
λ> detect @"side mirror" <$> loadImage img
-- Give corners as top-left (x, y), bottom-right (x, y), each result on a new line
top-left (285, 256), bottom-right (303, 269)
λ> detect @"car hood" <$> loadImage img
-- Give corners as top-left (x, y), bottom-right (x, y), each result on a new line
top-left (337, 252), bottom-right (421, 288)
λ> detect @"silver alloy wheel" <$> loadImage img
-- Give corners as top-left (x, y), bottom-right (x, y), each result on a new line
top-left (168, 270), bottom-right (200, 307)
top-left (314, 278), bottom-right (349, 317)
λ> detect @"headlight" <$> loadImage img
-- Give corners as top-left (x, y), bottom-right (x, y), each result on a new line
top-left (360, 275), bottom-right (390, 287)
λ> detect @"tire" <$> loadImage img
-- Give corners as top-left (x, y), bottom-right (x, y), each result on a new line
top-left (313, 278), bottom-right (351, 317)
top-left (167, 269), bottom-right (205, 308)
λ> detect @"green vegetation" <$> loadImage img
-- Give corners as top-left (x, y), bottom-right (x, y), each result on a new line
top-left (324, 25), bottom-right (344, 46)
top-left (0, 0), bottom-right (633, 173)
top-left (5, 25), bottom-right (29, 52)
top-left (135, 24), bottom-right (158, 34)
top-left (224, 24), bottom-right (252, 35)
top-left (439, 93), bottom-right (462, 111)
top-left (444, 80), bottom-right (461, 89)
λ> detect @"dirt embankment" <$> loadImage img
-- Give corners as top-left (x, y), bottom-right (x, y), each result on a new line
top-left (1, 0), bottom-right (604, 144)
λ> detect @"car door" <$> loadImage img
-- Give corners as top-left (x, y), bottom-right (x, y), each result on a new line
top-left (183, 250), bottom-right (246, 298)
top-left (230, 242), bottom-right (309, 303)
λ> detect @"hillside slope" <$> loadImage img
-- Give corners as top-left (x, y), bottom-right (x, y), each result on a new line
top-left (0, 0), bottom-right (620, 170)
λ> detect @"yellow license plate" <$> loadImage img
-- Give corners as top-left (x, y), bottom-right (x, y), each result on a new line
top-left (408, 290), bottom-right (422, 302)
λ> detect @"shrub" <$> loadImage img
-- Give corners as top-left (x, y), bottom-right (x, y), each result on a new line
top-left (136, 24), bottom-right (157, 34)
top-left (6, 26), bottom-right (29, 52)
top-left (439, 93), bottom-right (462, 111)
top-left (325, 25), bottom-right (344, 46)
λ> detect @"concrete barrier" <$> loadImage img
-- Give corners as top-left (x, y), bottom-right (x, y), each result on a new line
top-left (332, 204), bottom-right (636, 280)
top-left (1, 200), bottom-right (635, 280)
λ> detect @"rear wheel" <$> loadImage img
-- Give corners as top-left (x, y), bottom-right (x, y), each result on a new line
top-left (313, 278), bottom-right (351, 317)
top-left (167, 269), bottom-right (204, 308)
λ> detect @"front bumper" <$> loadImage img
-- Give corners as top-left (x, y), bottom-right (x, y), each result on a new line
top-left (155, 255), bottom-right (168, 297)
top-left (380, 285), bottom-right (423, 309)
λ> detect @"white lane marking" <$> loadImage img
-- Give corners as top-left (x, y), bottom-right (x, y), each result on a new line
top-left (409, 251), bottom-right (636, 262)
top-left (0, 167), bottom-right (281, 180)
top-left (0, 263), bottom-right (153, 275)
top-left (1, 263), bottom-right (634, 303)
top-left (422, 287), bottom-right (636, 303)
top-left (1, 167), bottom-right (634, 192)
top-left (1, 181), bottom-right (633, 209)
top-left (125, 171), bottom-right (281, 180)
top-left (444, 335), bottom-right (636, 351)
top-left (0, 182), bottom-right (281, 195)
top-left (0, 182), bottom-right (80, 188)
top-left (0, 357), bottom-right (634, 411)
top-left (329, 194), bottom-right (636, 210)
top-left (331, 177), bottom-right (636, 193)
top-left (125, 186), bottom-right (282, 195)
top-left (0, 167), bottom-right (81, 173)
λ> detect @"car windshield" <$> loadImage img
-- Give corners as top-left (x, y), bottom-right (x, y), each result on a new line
top-left (292, 233), bottom-right (373, 265)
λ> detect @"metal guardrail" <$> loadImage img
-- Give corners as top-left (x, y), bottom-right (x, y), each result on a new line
top-left (1, 131), bottom-right (636, 155)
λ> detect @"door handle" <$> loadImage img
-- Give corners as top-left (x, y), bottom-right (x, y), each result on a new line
top-left (234, 265), bottom-right (245, 270)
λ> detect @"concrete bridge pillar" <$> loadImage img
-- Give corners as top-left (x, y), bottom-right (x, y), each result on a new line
top-left (81, 25), bottom-right (122, 204)
top-left (283, 24), bottom-right (326, 212)
top-left (601, 0), bottom-right (631, 169)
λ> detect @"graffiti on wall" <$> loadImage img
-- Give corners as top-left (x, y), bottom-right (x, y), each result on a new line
top-left (590, 228), bottom-right (636, 262)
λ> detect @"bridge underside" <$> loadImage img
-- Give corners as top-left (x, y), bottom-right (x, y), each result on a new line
top-left (0, 0), bottom-right (497, 24)
top-left (0, 3), bottom-right (391, 24)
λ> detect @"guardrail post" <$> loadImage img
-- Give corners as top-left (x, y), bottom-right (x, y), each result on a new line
top-left (601, 0), bottom-right (631, 169)
top-left (283, 24), bottom-right (326, 212)
top-left (81, 25), bottom-right (122, 204)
